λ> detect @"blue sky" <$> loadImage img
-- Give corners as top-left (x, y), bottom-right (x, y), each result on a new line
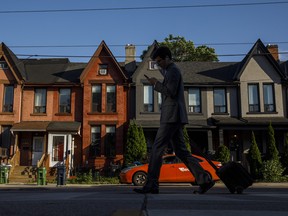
top-left (1, 0), bottom-right (288, 63)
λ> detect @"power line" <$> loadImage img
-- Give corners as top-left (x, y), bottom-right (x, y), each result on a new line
top-left (7, 41), bottom-right (288, 49)
top-left (0, 1), bottom-right (288, 14)
top-left (14, 51), bottom-right (288, 59)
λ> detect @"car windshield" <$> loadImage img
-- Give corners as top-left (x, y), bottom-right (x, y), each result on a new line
top-left (162, 156), bottom-right (181, 164)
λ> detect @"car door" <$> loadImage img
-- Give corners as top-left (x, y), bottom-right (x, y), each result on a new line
top-left (159, 155), bottom-right (194, 182)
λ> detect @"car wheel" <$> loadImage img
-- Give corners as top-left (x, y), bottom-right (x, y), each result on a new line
top-left (132, 171), bottom-right (147, 186)
top-left (205, 171), bottom-right (213, 181)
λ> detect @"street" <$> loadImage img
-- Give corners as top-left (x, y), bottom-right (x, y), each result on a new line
top-left (0, 183), bottom-right (288, 216)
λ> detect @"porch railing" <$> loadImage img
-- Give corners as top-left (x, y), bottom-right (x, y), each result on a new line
top-left (37, 154), bottom-right (46, 168)
top-left (37, 154), bottom-right (50, 169)
top-left (7, 150), bottom-right (20, 174)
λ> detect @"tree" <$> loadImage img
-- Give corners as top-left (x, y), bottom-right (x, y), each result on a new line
top-left (248, 131), bottom-right (263, 179)
top-left (137, 124), bottom-right (147, 162)
top-left (281, 132), bottom-right (288, 174)
top-left (215, 144), bottom-right (230, 164)
top-left (141, 34), bottom-right (218, 62)
top-left (125, 120), bottom-right (147, 164)
top-left (183, 127), bottom-right (191, 153)
top-left (266, 122), bottom-right (279, 161)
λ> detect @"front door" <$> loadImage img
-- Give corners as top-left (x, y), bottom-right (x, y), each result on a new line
top-left (32, 137), bottom-right (44, 166)
top-left (48, 134), bottom-right (67, 167)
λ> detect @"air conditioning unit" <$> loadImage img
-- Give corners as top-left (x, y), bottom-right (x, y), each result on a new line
top-left (99, 68), bottom-right (107, 75)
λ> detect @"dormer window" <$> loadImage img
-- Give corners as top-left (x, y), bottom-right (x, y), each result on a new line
top-left (99, 64), bottom-right (108, 75)
top-left (149, 61), bottom-right (159, 70)
top-left (0, 61), bottom-right (8, 69)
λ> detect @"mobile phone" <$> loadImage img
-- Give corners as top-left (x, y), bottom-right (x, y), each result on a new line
top-left (144, 74), bottom-right (150, 79)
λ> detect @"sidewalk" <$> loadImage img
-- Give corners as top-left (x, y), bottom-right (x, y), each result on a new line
top-left (0, 182), bottom-right (288, 189)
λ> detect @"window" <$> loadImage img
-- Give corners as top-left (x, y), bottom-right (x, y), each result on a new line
top-left (2, 85), bottom-right (14, 112)
top-left (99, 64), bottom-right (108, 75)
top-left (0, 61), bottom-right (8, 69)
top-left (90, 126), bottom-right (101, 157)
top-left (59, 88), bottom-right (71, 113)
top-left (34, 88), bottom-right (46, 113)
top-left (213, 88), bottom-right (226, 113)
top-left (92, 85), bottom-right (102, 112)
top-left (248, 84), bottom-right (260, 112)
top-left (149, 61), bottom-right (159, 70)
top-left (0, 126), bottom-right (11, 149)
top-left (158, 92), bottom-right (162, 111)
top-left (144, 85), bottom-right (153, 112)
top-left (188, 88), bottom-right (201, 113)
top-left (263, 84), bottom-right (275, 112)
top-left (105, 126), bottom-right (116, 157)
top-left (52, 135), bottom-right (64, 162)
top-left (106, 85), bottom-right (116, 112)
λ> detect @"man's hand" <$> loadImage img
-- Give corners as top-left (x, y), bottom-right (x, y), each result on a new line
top-left (148, 77), bottom-right (158, 85)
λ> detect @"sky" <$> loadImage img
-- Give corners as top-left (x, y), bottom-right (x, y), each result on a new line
top-left (1, 0), bottom-right (288, 63)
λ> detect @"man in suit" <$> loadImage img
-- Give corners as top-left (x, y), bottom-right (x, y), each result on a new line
top-left (134, 46), bottom-right (215, 194)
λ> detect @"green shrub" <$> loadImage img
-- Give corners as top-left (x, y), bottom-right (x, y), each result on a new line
top-left (215, 144), bottom-right (230, 164)
top-left (248, 131), bottom-right (263, 179)
top-left (281, 132), bottom-right (288, 175)
top-left (261, 159), bottom-right (285, 182)
top-left (266, 122), bottom-right (279, 161)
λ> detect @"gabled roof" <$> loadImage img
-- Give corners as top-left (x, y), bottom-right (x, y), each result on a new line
top-left (177, 61), bottom-right (239, 85)
top-left (0, 42), bottom-right (25, 83)
top-left (131, 40), bottom-right (158, 82)
top-left (23, 58), bottom-right (86, 85)
top-left (80, 40), bottom-right (127, 82)
top-left (233, 39), bottom-right (285, 81)
top-left (280, 60), bottom-right (288, 78)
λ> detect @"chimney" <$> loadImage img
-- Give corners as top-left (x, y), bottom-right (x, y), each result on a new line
top-left (266, 44), bottom-right (279, 62)
top-left (125, 44), bottom-right (136, 65)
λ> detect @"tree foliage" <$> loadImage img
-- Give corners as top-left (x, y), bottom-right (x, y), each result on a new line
top-left (266, 122), bottom-right (279, 161)
top-left (125, 120), bottom-right (147, 164)
top-left (261, 159), bottom-right (285, 182)
top-left (248, 131), bottom-right (263, 179)
top-left (281, 132), bottom-right (288, 174)
top-left (183, 127), bottom-right (191, 153)
top-left (215, 144), bottom-right (230, 164)
top-left (141, 34), bottom-right (218, 62)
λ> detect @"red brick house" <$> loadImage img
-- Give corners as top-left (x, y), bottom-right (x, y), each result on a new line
top-left (80, 40), bottom-right (129, 172)
top-left (0, 42), bottom-right (85, 181)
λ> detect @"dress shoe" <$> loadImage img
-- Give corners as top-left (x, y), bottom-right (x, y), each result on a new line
top-left (133, 187), bottom-right (159, 194)
top-left (193, 181), bottom-right (215, 194)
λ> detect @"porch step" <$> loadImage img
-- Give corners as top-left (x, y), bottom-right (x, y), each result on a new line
top-left (8, 166), bottom-right (37, 183)
top-left (8, 166), bottom-right (58, 184)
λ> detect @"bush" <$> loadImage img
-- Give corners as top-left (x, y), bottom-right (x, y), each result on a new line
top-left (215, 144), bottom-right (230, 164)
top-left (261, 159), bottom-right (285, 182)
top-left (248, 131), bottom-right (263, 179)
top-left (281, 132), bottom-right (288, 175)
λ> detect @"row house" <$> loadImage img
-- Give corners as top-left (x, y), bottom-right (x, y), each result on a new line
top-left (0, 41), bottom-right (129, 181)
top-left (1, 38), bottom-right (288, 181)
top-left (130, 39), bottom-right (288, 168)
top-left (80, 41), bottom-right (129, 170)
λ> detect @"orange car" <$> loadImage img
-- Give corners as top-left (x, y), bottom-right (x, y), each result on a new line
top-left (119, 154), bottom-right (221, 186)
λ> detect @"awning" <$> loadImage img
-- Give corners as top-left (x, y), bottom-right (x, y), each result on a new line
top-left (11, 121), bottom-right (50, 132)
top-left (47, 122), bottom-right (81, 134)
top-left (11, 121), bottom-right (81, 134)
top-left (211, 117), bottom-right (288, 130)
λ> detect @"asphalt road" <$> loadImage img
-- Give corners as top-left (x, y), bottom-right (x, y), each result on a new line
top-left (0, 183), bottom-right (288, 216)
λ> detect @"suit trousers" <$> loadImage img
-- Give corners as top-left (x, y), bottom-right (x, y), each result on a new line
top-left (145, 123), bottom-right (211, 189)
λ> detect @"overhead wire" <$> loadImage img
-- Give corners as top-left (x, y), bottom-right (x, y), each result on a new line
top-left (0, 1), bottom-right (288, 14)
top-left (14, 51), bottom-right (288, 60)
top-left (7, 41), bottom-right (288, 49)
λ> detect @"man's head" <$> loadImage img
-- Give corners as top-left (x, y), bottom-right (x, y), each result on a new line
top-left (151, 46), bottom-right (172, 69)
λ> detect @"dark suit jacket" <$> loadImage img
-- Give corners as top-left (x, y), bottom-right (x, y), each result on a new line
top-left (154, 63), bottom-right (188, 124)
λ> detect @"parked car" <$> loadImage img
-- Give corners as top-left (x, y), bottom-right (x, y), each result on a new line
top-left (119, 154), bottom-right (222, 186)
